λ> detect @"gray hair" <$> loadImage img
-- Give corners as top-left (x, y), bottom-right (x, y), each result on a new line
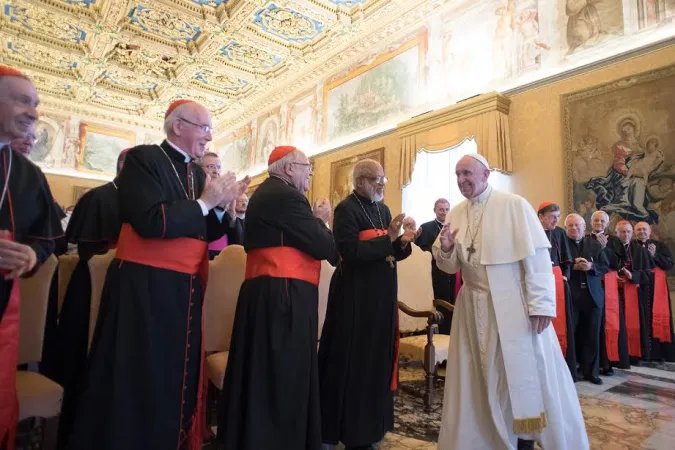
top-left (268, 149), bottom-right (302, 176)
top-left (163, 103), bottom-right (189, 136)
top-left (352, 159), bottom-right (380, 188)
top-left (591, 210), bottom-right (609, 222)
top-left (564, 213), bottom-right (585, 227)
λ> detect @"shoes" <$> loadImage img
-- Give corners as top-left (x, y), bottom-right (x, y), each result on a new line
top-left (517, 439), bottom-right (535, 450)
top-left (585, 376), bottom-right (603, 385)
top-left (600, 368), bottom-right (614, 376)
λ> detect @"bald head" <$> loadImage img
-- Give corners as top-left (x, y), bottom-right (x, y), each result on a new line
top-left (163, 101), bottom-right (212, 159)
top-left (455, 155), bottom-right (490, 199)
top-left (635, 221), bottom-right (651, 242)
top-left (353, 159), bottom-right (386, 202)
top-left (0, 73), bottom-right (39, 144)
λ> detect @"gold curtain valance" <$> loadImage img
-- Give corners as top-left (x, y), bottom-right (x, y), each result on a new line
top-left (397, 92), bottom-right (512, 187)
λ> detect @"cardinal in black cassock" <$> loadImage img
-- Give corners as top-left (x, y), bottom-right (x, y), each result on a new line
top-left (64, 100), bottom-right (249, 450)
top-left (217, 146), bottom-right (337, 450)
top-left (414, 198), bottom-right (457, 334)
top-left (0, 65), bottom-right (63, 450)
top-left (603, 221), bottom-right (653, 368)
top-left (537, 202), bottom-right (575, 377)
top-left (53, 150), bottom-right (128, 449)
top-left (319, 159), bottom-right (413, 449)
top-left (635, 222), bottom-right (675, 362)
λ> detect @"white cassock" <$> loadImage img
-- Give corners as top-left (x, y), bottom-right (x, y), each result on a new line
top-left (432, 185), bottom-right (588, 450)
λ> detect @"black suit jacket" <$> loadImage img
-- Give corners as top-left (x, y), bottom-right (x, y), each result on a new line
top-left (569, 236), bottom-right (609, 307)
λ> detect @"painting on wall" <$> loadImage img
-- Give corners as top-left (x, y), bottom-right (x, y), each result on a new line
top-left (78, 124), bottom-right (136, 175)
top-left (288, 93), bottom-right (316, 150)
top-left (324, 33), bottom-right (426, 142)
top-left (216, 127), bottom-right (251, 178)
top-left (329, 148), bottom-right (385, 209)
top-left (559, 0), bottom-right (624, 56)
top-left (29, 117), bottom-right (64, 165)
top-left (253, 114), bottom-right (279, 172)
top-left (636, 0), bottom-right (675, 29)
top-left (143, 132), bottom-right (164, 145)
top-left (563, 64), bottom-right (675, 276)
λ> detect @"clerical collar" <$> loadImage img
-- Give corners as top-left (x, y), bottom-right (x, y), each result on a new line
top-left (353, 190), bottom-right (376, 204)
top-left (166, 140), bottom-right (191, 163)
top-left (470, 185), bottom-right (492, 205)
top-left (270, 174), bottom-right (293, 187)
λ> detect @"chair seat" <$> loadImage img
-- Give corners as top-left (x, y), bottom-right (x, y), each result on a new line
top-left (16, 371), bottom-right (63, 421)
top-left (206, 351), bottom-right (229, 390)
top-left (399, 334), bottom-right (450, 364)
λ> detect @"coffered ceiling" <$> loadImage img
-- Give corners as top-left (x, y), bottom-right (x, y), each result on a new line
top-left (0, 0), bottom-right (445, 132)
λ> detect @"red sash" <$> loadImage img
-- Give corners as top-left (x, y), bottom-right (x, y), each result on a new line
top-left (603, 271), bottom-right (620, 362)
top-left (652, 268), bottom-right (672, 343)
top-left (116, 223), bottom-right (208, 450)
top-left (623, 281), bottom-right (642, 358)
top-left (551, 266), bottom-right (567, 356)
top-left (0, 233), bottom-right (19, 449)
top-left (357, 228), bottom-right (400, 391)
top-left (245, 246), bottom-right (321, 286)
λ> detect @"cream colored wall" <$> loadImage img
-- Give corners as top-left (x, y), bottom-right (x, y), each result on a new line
top-left (509, 44), bottom-right (675, 214)
top-left (46, 173), bottom-right (106, 207)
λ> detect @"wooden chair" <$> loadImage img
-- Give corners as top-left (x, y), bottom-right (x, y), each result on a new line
top-left (203, 245), bottom-right (246, 391)
top-left (56, 254), bottom-right (78, 315)
top-left (396, 247), bottom-right (454, 410)
top-left (17, 255), bottom-right (61, 450)
top-left (317, 260), bottom-right (335, 341)
top-left (87, 250), bottom-right (116, 353)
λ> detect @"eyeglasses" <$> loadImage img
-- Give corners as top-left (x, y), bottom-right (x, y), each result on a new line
top-left (292, 162), bottom-right (313, 171)
top-left (364, 175), bottom-right (388, 185)
top-left (178, 116), bottom-right (213, 134)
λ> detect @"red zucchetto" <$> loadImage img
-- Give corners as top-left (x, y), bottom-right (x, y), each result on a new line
top-left (165, 99), bottom-right (194, 118)
top-left (268, 145), bottom-right (297, 166)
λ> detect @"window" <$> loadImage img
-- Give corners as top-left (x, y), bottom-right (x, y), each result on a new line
top-left (401, 137), bottom-right (512, 224)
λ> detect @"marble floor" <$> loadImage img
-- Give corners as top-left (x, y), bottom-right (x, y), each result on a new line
top-left (356, 364), bottom-right (675, 450)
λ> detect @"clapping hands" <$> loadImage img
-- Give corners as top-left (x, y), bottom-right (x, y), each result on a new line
top-left (200, 172), bottom-right (251, 210)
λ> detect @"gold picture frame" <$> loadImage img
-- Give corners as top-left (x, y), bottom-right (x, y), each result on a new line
top-left (329, 148), bottom-right (385, 210)
top-left (78, 123), bottom-right (136, 176)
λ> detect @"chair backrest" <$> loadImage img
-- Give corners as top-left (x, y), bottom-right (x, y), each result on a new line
top-left (57, 253), bottom-right (79, 314)
top-left (203, 245), bottom-right (246, 353)
top-left (318, 260), bottom-right (335, 340)
top-left (87, 250), bottom-right (116, 352)
top-left (18, 255), bottom-right (59, 364)
top-left (397, 246), bottom-right (435, 333)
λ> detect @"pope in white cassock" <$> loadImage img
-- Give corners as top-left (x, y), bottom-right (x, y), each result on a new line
top-left (432, 154), bottom-right (588, 450)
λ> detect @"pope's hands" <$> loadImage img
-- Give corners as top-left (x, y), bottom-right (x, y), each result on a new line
top-left (439, 223), bottom-right (459, 253)
top-left (0, 230), bottom-right (37, 279)
top-left (530, 315), bottom-right (551, 334)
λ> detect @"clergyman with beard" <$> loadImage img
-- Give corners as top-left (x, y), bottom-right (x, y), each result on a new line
top-left (319, 159), bottom-right (415, 450)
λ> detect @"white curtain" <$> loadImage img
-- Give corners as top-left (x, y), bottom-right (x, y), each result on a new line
top-left (401, 137), bottom-right (512, 225)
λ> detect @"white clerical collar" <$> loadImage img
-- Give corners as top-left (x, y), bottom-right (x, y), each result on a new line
top-left (470, 185), bottom-right (492, 205)
top-left (166, 140), bottom-right (191, 163)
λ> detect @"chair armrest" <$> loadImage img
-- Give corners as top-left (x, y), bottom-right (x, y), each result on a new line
top-left (398, 301), bottom-right (443, 326)
top-left (433, 299), bottom-right (455, 312)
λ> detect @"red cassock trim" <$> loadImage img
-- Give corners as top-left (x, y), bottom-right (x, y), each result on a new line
top-left (115, 223), bottom-right (209, 450)
top-left (245, 246), bottom-right (321, 286)
top-left (551, 266), bottom-right (567, 356)
top-left (0, 233), bottom-right (19, 450)
top-left (652, 268), bottom-right (672, 343)
top-left (623, 281), bottom-right (642, 358)
top-left (603, 271), bottom-right (621, 362)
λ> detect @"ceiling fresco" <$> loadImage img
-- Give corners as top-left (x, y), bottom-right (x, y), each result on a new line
top-left (0, 0), bottom-right (442, 130)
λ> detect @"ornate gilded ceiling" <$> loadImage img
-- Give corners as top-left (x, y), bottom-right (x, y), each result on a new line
top-left (0, 0), bottom-right (443, 131)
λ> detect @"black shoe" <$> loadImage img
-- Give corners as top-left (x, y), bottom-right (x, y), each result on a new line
top-left (585, 376), bottom-right (603, 385)
top-left (517, 439), bottom-right (535, 450)
top-left (600, 368), bottom-right (614, 376)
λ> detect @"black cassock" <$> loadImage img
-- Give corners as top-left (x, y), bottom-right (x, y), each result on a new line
top-left (65, 141), bottom-right (229, 450)
top-left (53, 181), bottom-right (121, 449)
top-left (319, 192), bottom-right (411, 447)
top-left (207, 208), bottom-right (243, 260)
top-left (545, 227), bottom-right (576, 378)
top-left (0, 147), bottom-right (62, 446)
top-left (217, 176), bottom-right (337, 450)
top-left (637, 239), bottom-right (675, 361)
top-left (604, 238), bottom-right (653, 367)
top-left (414, 219), bottom-right (457, 334)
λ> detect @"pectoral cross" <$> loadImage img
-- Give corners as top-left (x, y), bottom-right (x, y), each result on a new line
top-left (385, 255), bottom-right (396, 268)
top-left (467, 245), bottom-right (477, 259)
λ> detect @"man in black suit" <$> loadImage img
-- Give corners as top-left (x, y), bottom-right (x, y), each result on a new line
top-left (564, 213), bottom-right (609, 384)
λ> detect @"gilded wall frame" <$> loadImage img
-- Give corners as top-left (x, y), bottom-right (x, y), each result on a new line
top-left (77, 123), bottom-right (136, 176)
top-left (329, 147), bottom-right (385, 210)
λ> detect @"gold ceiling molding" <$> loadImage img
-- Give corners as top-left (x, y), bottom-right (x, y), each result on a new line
top-left (397, 92), bottom-right (513, 187)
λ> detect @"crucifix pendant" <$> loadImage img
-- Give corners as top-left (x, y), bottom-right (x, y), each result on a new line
top-left (467, 245), bottom-right (476, 259)
top-left (385, 255), bottom-right (396, 268)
